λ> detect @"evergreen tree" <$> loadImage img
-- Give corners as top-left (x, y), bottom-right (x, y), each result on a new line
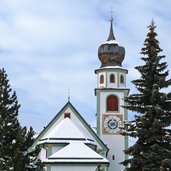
top-left (0, 68), bottom-right (44, 171)
top-left (122, 21), bottom-right (171, 171)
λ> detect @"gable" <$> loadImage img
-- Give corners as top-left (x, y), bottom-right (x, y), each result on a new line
top-left (40, 117), bottom-right (96, 145)
top-left (29, 101), bottom-right (108, 153)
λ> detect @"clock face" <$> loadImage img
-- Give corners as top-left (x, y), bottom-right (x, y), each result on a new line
top-left (103, 115), bottom-right (122, 134)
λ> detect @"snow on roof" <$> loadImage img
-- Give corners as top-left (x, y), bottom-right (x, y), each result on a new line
top-left (39, 118), bottom-right (95, 144)
top-left (91, 127), bottom-right (97, 133)
top-left (104, 40), bottom-right (119, 45)
top-left (101, 65), bottom-right (127, 70)
top-left (43, 142), bottom-right (109, 164)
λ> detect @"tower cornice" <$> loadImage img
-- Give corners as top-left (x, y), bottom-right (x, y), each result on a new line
top-left (95, 67), bottom-right (128, 74)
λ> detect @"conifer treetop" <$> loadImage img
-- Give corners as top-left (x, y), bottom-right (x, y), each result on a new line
top-left (121, 21), bottom-right (171, 171)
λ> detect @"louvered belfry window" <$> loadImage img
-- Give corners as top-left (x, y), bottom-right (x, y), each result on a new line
top-left (100, 75), bottom-right (104, 84)
top-left (107, 95), bottom-right (118, 111)
top-left (120, 75), bottom-right (124, 84)
top-left (110, 74), bottom-right (115, 83)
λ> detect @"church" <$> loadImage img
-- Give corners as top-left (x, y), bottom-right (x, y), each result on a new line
top-left (29, 17), bottom-right (130, 171)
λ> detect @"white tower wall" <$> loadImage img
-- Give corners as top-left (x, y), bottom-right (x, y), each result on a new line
top-left (95, 67), bottom-right (129, 171)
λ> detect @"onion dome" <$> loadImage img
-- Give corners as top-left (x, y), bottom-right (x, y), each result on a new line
top-left (98, 17), bottom-right (125, 67)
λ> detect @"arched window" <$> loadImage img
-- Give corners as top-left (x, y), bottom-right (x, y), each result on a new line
top-left (120, 75), bottom-right (124, 84)
top-left (107, 95), bottom-right (118, 111)
top-left (100, 75), bottom-right (104, 84)
top-left (110, 74), bottom-right (115, 83)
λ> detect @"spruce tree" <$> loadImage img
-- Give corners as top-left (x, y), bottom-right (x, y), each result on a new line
top-left (0, 68), bottom-right (21, 170)
top-left (122, 21), bottom-right (171, 171)
top-left (0, 68), bottom-right (44, 171)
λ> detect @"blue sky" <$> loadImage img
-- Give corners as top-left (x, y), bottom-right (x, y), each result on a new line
top-left (0, 0), bottom-right (171, 132)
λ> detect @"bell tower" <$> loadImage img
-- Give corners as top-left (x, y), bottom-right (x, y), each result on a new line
top-left (95, 17), bottom-right (129, 171)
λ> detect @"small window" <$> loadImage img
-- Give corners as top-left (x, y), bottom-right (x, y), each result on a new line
top-left (112, 155), bottom-right (115, 160)
top-left (64, 113), bottom-right (71, 118)
top-left (110, 74), bottom-right (115, 83)
top-left (107, 95), bottom-right (118, 111)
top-left (100, 75), bottom-right (104, 84)
top-left (120, 75), bottom-right (124, 84)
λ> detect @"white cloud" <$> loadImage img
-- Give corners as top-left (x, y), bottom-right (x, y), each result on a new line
top-left (0, 0), bottom-right (170, 131)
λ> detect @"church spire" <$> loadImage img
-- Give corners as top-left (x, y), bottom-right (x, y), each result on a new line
top-left (107, 16), bottom-right (116, 41)
top-left (97, 15), bottom-right (125, 68)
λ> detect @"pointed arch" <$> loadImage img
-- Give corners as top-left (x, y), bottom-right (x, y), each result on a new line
top-left (100, 75), bottom-right (104, 84)
top-left (120, 75), bottom-right (124, 84)
top-left (107, 95), bottom-right (118, 111)
top-left (110, 74), bottom-right (115, 83)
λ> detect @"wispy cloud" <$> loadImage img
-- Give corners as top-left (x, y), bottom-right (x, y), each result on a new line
top-left (0, 0), bottom-right (170, 131)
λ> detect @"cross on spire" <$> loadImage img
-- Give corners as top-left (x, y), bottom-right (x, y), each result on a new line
top-left (110, 6), bottom-right (113, 22)
top-left (68, 89), bottom-right (70, 102)
top-left (107, 6), bottom-right (115, 41)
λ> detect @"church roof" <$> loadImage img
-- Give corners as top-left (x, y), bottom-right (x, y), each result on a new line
top-left (29, 101), bottom-right (108, 153)
top-left (43, 142), bottom-right (109, 164)
top-left (38, 118), bottom-right (95, 144)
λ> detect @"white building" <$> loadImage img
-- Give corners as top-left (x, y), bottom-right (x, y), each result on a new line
top-left (29, 17), bottom-right (129, 171)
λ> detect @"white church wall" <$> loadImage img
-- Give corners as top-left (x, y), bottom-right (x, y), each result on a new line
top-left (118, 73), bottom-right (126, 88)
top-left (98, 90), bottom-right (127, 171)
top-left (96, 69), bottom-right (127, 89)
top-left (101, 135), bottom-right (125, 171)
top-left (39, 148), bottom-right (47, 160)
top-left (98, 72), bottom-right (106, 88)
top-left (106, 71), bottom-right (117, 88)
top-left (52, 146), bottom-right (64, 154)
top-left (51, 165), bottom-right (97, 171)
top-left (100, 91), bottom-right (125, 117)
